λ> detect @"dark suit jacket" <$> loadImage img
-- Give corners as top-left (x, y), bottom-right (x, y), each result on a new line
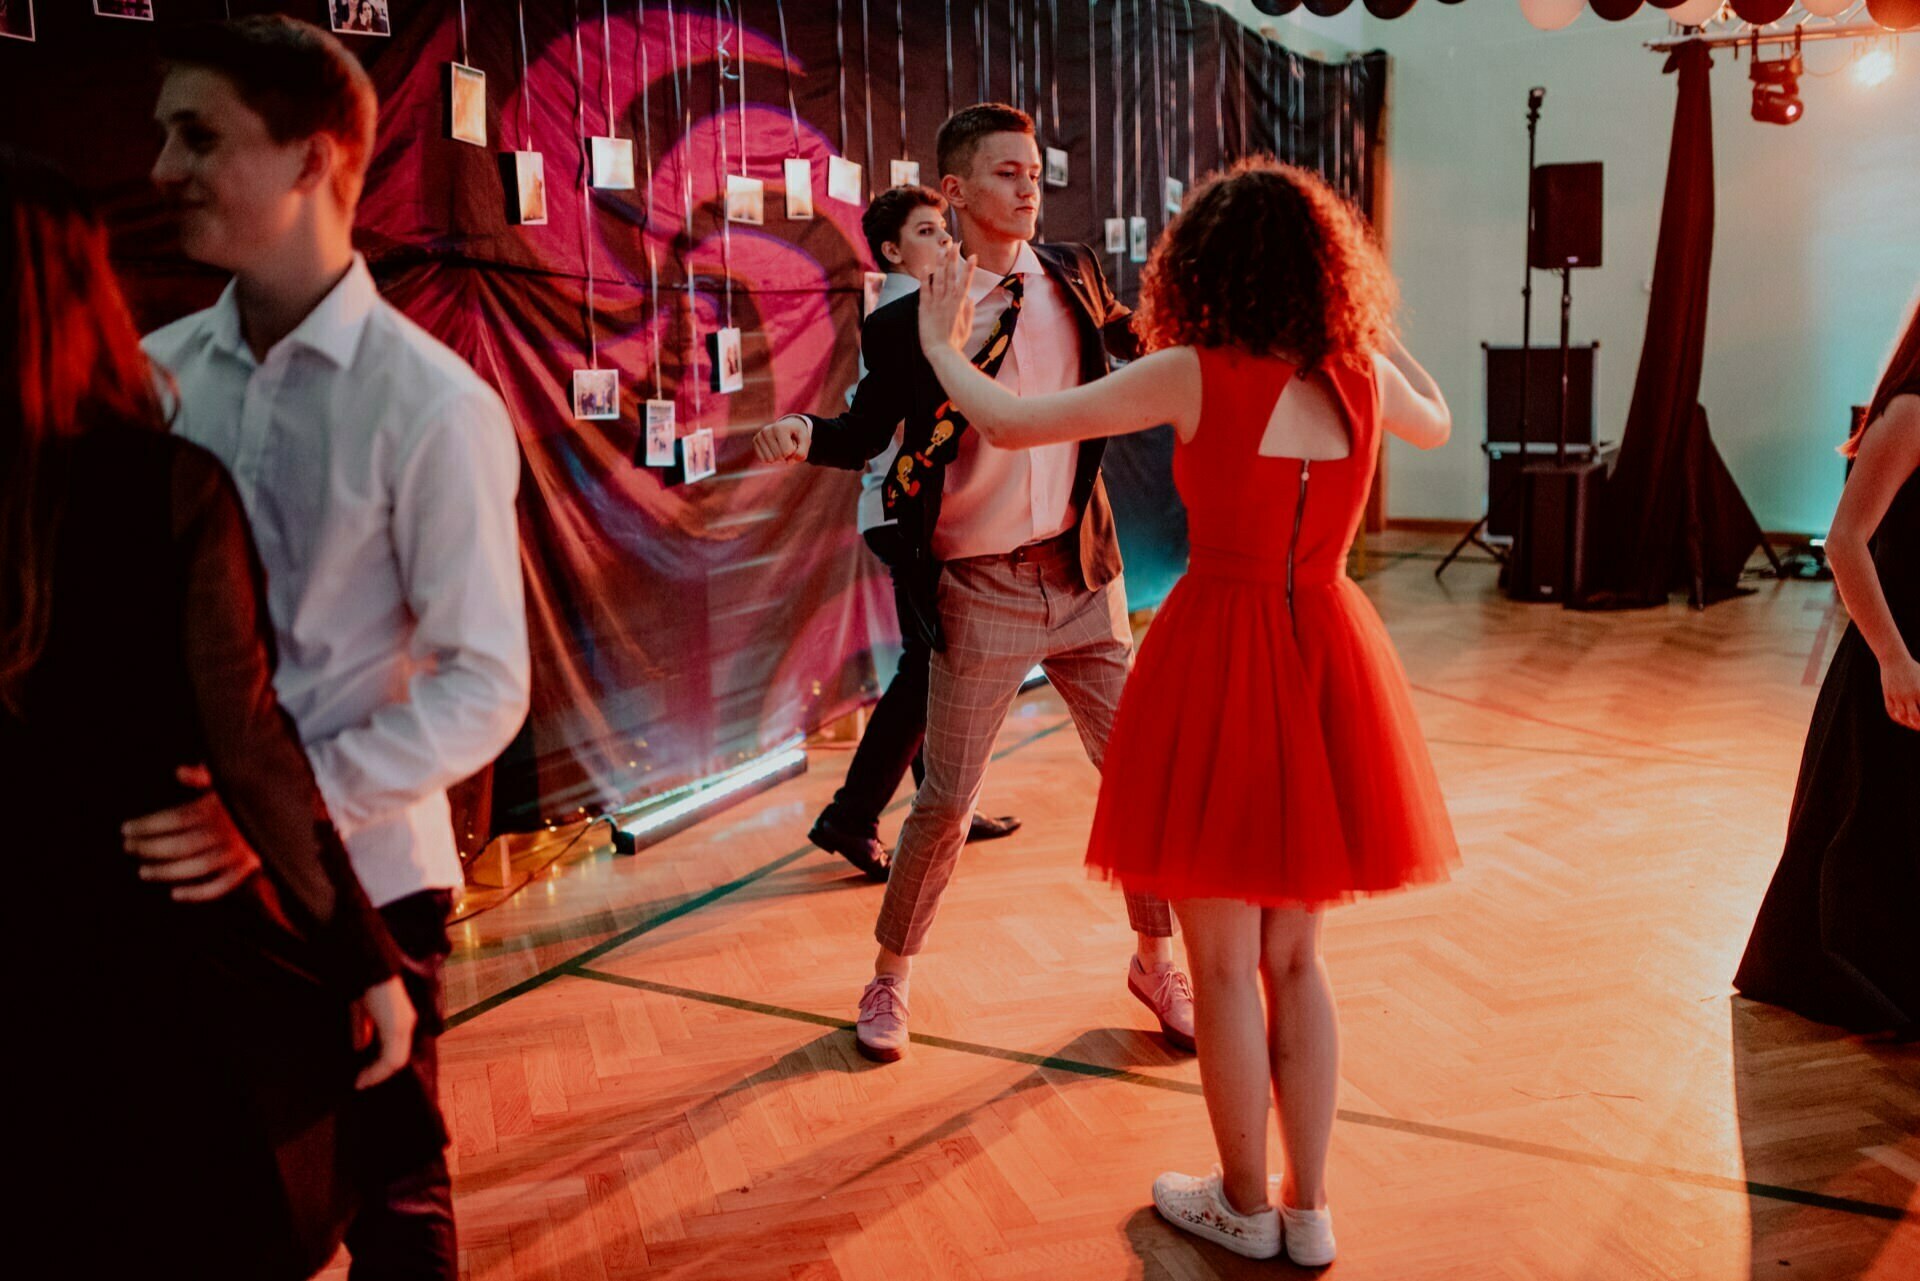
top-left (803, 241), bottom-right (1140, 650)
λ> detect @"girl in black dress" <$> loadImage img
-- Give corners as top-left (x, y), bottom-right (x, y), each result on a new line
top-left (1735, 296), bottom-right (1920, 1036)
top-left (0, 149), bottom-right (425, 1277)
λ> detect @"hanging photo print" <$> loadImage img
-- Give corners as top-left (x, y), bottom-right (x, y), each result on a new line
top-left (643, 399), bottom-right (676, 467)
top-left (725, 174), bottom-right (765, 226)
top-left (500, 151), bottom-right (548, 225)
top-left (1128, 215), bottom-right (1149, 264)
top-left (328, 0), bottom-right (391, 36)
top-left (783, 158), bottom-right (814, 220)
top-left (682, 428), bottom-right (718, 482)
top-left (591, 136), bottom-right (635, 190)
top-left (1, 0), bottom-right (35, 41)
top-left (1164, 177), bottom-right (1185, 215)
top-left (1044, 147), bottom-right (1069, 189)
top-left (94, 0), bottom-right (153, 20)
top-left (709, 327), bottom-right (745, 395)
top-left (863, 272), bottom-right (887, 319)
top-left (827, 156), bottom-right (863, 205)
top-left (889, 159), bottom-right (921, 188)
top-left (444, 64), bottom-right (487, 147)
top-left (1104, 218), bottom-right (1127, 255)
top-left (571, 368), bottom-right (619, 421)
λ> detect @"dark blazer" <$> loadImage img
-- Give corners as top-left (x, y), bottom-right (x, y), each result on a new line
top-left (803, 241), bottom-right (1140, 650)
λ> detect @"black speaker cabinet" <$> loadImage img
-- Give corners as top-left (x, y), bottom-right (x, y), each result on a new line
top-left (1509, 458), bottom-right (1604, 603)
top-left (1530, 162), bottom-right (1603, 270)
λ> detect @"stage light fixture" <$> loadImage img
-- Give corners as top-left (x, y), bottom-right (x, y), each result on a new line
top-left (1749, 47), bottom-right (1804, 125)
top-left (1852, 47), bottom-right (1896, 88)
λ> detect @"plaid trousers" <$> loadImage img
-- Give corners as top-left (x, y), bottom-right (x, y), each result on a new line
top-left (873, 538), bottom-right (1175, 956)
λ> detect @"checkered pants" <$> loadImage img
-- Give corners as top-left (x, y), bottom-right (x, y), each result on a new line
top-left (872, 541), bottom-right (1175, 956)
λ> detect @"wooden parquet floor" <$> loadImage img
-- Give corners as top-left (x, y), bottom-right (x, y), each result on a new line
top-left (324, 533), bottom-right (1918, 1280)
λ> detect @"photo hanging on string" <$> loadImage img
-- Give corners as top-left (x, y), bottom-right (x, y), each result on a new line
top-left (591, 137), bottom-right (636, 191)
top-left (499, 151), bottom-right (547, 225)
top-left (93, 0), bottom-right (153, 20)
top-left (827, 156), bottom-right (864, 205)
top-left (783, 158), bottom-right (814, 220)
top-left (709, 327), bottom-right (745, 395)
top-left (0, 0), bottom-right (35, 42)
top-left (1044, 147), bottom-right (1069, 189)
top-left (327, 0), bottom-right (390, 37)
top-left (889, 159), bottom-right (921, 189)
top-left (682, 428), bottom-right (718, 483)
top-left (725, 174), bottom-right (765, 226)
top-left (1128, 216), bottom-right (1149, 264)
top-left (643, 400), bottom-right (677, 467)
top-left (1164, 177), bottom-right (1185, 216)
top-left (1104, 218), bottom-right (1126, 255)
top-left (444, 64), bottom-right (487, 147)
top-left (571, 368), bottom-right (620, 421)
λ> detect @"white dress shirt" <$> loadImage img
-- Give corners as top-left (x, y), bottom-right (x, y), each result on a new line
top-left (932, 241), bottom-right (1083, 561)
top-left (144, 256), bottom-right (531, 908)
top-left (854, 270), bottom-right (922, 535)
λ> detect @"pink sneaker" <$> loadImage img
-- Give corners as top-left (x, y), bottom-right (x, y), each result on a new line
top-left (856, 974), bottom-right (910, 1062)
top-left (1128, 955), bottom-right (1196, 1052)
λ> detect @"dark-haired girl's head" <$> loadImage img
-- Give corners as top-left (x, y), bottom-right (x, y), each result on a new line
top-left (1134, 156), bottom-right (1396, 370)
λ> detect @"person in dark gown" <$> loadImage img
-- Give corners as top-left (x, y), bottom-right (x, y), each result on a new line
top-left (0, 149), bottom-right (429, 1277)
top-left (1735, 297), bottom-right (1920, 1036)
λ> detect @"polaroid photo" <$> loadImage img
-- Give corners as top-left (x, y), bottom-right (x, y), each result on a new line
top-left (889, 159), bottom-right (921, 189)
top-left (708, 326), bottom-right (745, 395)
top-left (328, 0), bottom-right (391, 36)
top-left (444, 63), bottom-right (487, 147)
top-left (643, 399), bottom-right (677, 467)
top-left (499, 151), bottom-right (547, 225)
top-left (93, 0), bottom-right (152, 20)
top-left (783, 157), bottom-right (814, 220)
top-left (682, 428), bottom-right (717, 483)
top-left (725, 174), bottom-right (765, 226)
top-left (1128, 215), bottom-right (1149, 264)
top-left (1164, 177), bottom-right (1186, 215)
top-left (1104, 218), bottom-right (1127, 255)
top-left (827, 156), bottom-right (863, 205)
top-left (1044, 146), bottom-right (1069, 189)
top-left (863, 272), bottom-right (887, 319)
top-left (591, 136), bottom-right (636, 190)
top-left (1, 0), bottom-right (35, 42)
top-left (571, 368), bottom-right (620, 422)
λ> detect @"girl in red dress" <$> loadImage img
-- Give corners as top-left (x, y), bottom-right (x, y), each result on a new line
top-left (916, 157), bottom-right (1456, 1265)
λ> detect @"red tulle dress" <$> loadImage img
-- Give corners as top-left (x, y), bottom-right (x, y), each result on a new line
top-left (1085, 346), bottom-right (1458, 906)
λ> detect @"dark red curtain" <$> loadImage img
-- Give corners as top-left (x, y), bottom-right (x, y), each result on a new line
top-left (0, 1), bottom-right (1385, 834)
top-left (1577, 40), bottom-right (1766, 610)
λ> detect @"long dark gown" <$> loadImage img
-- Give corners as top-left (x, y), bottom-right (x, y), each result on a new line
top-left (1735, 386), bottom-right (1920, 1035)
top-left (0, 429), bottom-right (422, 1278)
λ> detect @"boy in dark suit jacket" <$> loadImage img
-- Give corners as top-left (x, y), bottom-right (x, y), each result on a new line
top-left (753, 105), bottom-right (1192, 1063)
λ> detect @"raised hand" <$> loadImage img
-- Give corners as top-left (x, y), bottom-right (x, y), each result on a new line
top-left (752, 414), bottom-right (812, 464)
top-left (917, 243), bottom-right (979, 361)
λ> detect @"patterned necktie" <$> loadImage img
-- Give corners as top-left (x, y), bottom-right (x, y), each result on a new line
top-left (883, 273), bottom-right (1025, 518)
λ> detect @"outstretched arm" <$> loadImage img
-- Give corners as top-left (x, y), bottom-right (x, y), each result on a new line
top-left (916, 247), bottom-right (1197, 449)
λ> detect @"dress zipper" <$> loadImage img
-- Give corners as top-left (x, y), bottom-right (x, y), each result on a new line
top-left (1286, 460), bottom-right (1310, 622)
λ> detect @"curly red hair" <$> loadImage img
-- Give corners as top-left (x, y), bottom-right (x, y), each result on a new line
top-left (1133, 156), bottom-right (1396, 369)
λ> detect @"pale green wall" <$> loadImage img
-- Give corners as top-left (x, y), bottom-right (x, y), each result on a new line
top-left (1274, 5), bottom-right (1920, 535)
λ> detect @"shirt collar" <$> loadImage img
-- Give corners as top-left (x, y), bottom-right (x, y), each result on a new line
top-left (966, 241), bottom-right (1044, 301)
top-left (207, 254), bottom-right (378, 369)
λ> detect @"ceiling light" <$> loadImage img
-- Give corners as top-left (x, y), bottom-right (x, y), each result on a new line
top-left (1853, 47), bottom-right (1896, 89)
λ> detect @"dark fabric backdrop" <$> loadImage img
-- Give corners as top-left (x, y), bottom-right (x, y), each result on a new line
top-left (0, 0), bottom-right (1384, 833)
top-left (1576, 40), bottom-right (1765, 610)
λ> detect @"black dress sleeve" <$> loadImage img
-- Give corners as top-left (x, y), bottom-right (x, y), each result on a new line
top-left (804, 302), bottom-right (921, 470)
top-left (170, 443), bottom-right (402, 994)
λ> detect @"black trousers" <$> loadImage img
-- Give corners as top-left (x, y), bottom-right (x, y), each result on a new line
top-left (344, 888), bottom-right (457, 1281)
top-left (822, 526), bottom-right (931, 835)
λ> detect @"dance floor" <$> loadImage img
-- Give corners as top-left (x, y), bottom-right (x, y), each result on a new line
top-left (325, 531), bottom-right (1918, 1280)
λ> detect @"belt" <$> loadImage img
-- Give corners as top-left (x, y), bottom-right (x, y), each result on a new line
top-left (956, 529), bottom-right (1078, 567)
